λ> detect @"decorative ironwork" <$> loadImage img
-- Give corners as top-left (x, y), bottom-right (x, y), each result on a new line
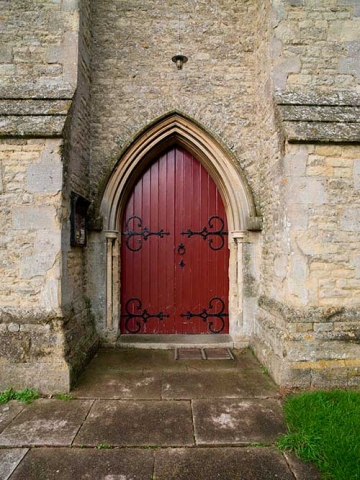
top-left (177, 243), bottom-right (186, 255)
top-left (181, 216), bottom-right (228, 250)
top-left (121, 298), bottom-right (170, 333)
top-left (179, 260), bottom-right (185, 269)
top-left (180, 297), bottom-right (228, 333)
top-left (122, 215), bottom-right (170, 251)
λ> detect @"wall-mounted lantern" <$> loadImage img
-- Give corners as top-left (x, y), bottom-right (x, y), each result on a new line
top-left (172, 54), bottom-right (188, 70)
top-left (70, 192), bottom-right (90, 247)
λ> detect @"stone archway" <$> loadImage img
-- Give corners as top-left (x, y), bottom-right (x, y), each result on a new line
top-left (100, 112), bottom-right (261, 343)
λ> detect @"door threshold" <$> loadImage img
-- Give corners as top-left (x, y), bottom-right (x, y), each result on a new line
top-left (112, 334), bottom-right (234, 350)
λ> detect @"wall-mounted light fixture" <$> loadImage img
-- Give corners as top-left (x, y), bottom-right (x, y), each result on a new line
top-left (172, 9), bottom-right (188, 70)
top-left (172, 54), bottom-right (188, 70)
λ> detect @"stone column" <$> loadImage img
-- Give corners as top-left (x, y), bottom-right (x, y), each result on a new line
top-left (229, 230), bottom-right (249, 346)
top-left (105, 230), bottom-right (119, 331)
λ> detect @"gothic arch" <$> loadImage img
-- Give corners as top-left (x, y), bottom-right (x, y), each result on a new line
top-left (100, 112), bottom-right (260, 233)
top-left (99, 112), bottom-right (261, 339)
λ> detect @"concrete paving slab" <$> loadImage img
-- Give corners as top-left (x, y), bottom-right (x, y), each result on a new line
top-left (74, 399), bottom-right (194, 447)
top-left (0, 448), bottom-right (28, 480)
top-left (284, 452), bottom-right (322, 480)
top-left (154, 447), bottom-right (295, 480)
top-left (162, 370), bottom-right (277, 399)
top-left (8, 448), bottom-right (154, 480)
top-left (0, 399), bottom-right (93, 447)
top-left (0, 401), bottom-right (24, 433)
top-left (72, 369), bottom-right (162, 399)
top-left (193, 398), bottom-right (286, 445)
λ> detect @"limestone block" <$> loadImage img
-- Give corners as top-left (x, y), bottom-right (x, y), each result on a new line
top-left (354, 159), bottom-right (360, 191)
top-left (329, 19), bottom-right (360, 42)
top-left (40, 278), bottom-right (60, 309)
top-left (283, 146), bottom-right (308, 177)
top-left (287, 177), bottom-right (327, 204)
top-left (272, 56), bottom-right (301, 90)
top-left (12, 206), bottom-right (58, 230)
top-left (290, 254), bottom-right (307, 281)
top-left (340, 207), bottom-right (360, 231)
top-left (20, 254), bottom-right (57, 280)
top-left (27, 141), bottom-right (62, 194)
top-left (287, 204), bottom-right (309, 230)
top-left (0, 162), bottom-right (3, 193)
top-left (62, 0), bottom-right (79, 12)
top-left (274, 255), bottom-right (288, 279)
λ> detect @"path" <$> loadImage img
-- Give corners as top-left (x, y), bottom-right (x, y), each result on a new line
top-left (0, 348), bottom-right (320, 479)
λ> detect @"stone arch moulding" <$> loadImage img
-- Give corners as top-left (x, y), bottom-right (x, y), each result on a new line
top-left (100, 112), bottom-right (262, 341)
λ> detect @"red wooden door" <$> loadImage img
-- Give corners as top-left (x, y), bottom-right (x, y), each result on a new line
top-left (120, 146), bottom-right (229, 334)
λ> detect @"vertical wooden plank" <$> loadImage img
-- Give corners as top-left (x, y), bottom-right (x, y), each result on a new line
top-left (120, 145), bottom-right (229, 334)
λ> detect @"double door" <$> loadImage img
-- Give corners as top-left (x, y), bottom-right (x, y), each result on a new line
top-left (120, 146), bottom-right (229, 334)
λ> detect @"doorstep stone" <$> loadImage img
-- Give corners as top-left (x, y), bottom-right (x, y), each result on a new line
top-left (0, 449), bottom-right (28, 480)
top-left (0, 399), bottom-right (93, 447)
top-left (74, 399), bottom-right (194, 447)
top-left (193, 398), bottom-right (286, 445)
top-left (153, 447), bottom-right (295, 480)
top-left (8, 448), bottom-right (154, 480)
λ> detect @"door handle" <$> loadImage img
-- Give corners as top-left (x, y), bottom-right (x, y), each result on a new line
top-left (177, 243), bottom-right (186, 255)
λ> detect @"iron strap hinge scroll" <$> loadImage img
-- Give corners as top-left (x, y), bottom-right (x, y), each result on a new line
top-left (121, 215), bottom-right (170, 251)
top-left (181, 216), bottom-right (228, 250)
top-left (180, 297), bottom-right (229, 333)
top-left (121, 298), bottom-right (170, 333)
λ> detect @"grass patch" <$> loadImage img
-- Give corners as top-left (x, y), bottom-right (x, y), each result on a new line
top-left (277, 389), bottom-right (360, 480)
top-left (0, 388), bottom-right (39, 405)
top-left (96, 443), bottom-right (111, 449)
top-left (54, 393), bottom-right (73, 401)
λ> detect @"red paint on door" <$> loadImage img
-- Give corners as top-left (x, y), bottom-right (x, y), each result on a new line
top-left (120, 147), bottom-right (229, 334)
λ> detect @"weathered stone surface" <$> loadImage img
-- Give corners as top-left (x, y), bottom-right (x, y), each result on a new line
top-left (9, 448), bottom-right (154, 480)
top-left (280, 105), bottom-right (360, 123)
top-left (74, 399), bottom-right (194, 447)
top-left (283, 452), bottom-right (321, 480)
top-left (0, 401), bottom-right (24, 434)
top-left (12, 206), bottom-right (57, 230)
top-left (193, 398), bottom-right (286, 445)
top-left (73, 369), bottom-right (162, 399)
top-left (0, 399), bottom-right (93, 447)
top-left (162, 370), bottom-right (277, 399)
top-left (0, 116), bottom-right (66, 137)
top-left (154, 447), bottom-right (294, 480)
top-left (283, 121), bottom-right (360, 143)
top-left (0, 100), bottom-right (71, 116)
top-left (0, 449), bottom-right (28, 480)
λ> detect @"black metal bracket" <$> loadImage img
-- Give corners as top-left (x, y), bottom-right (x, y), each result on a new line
top-left (121, 298), bottom-right (170, 333)
top-left (180, 297), bottom-right (228, 333)
top-left (122, 215), bottom-right (170, 251)
top-left (181, 216), bottom-right (228, 250)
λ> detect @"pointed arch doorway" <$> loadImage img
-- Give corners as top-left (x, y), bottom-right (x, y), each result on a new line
top-left (100, 113), bottom-right (261, 343)
top-left (120, 146), bottom-right (229, 335)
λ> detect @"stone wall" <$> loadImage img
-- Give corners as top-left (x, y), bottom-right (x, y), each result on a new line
top-left (272, 0), bottom-right (360, 93)
top-left (0, 138), bottom-right (69, 392)
top-left (0, 0), bottom-right (98, 393)
top-left (88, 0), bottom-right (265, 336)
top-left (61, 0), bottom-right (99, 379)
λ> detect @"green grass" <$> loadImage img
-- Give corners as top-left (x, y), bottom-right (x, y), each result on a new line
top-left (276, 390), bottom-right (360, 480)
top-left (0, 388), bottom-right (39, 404)
top-left (96, 443), bottom-right (111, 449)
top-left (54, 393), bottom-right (73, 401)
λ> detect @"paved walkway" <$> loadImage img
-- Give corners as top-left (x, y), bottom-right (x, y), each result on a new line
top-left (0, 348), bottom-right (320, 479)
